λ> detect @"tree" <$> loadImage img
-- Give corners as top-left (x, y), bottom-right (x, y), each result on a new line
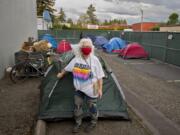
top-left (122, 19), bottom-right (127, 24)
top-left (77, 14), bottom-right (89, 27)
top-left (59, 8), bottom-right (66, 23)
top-left (86, 4), bottom-right (99, 24)
top-left (67, 18), bottom-right (74, 25)
top-left (52, 15), bottom-right (61, 28)
top-left (36, 0), bottom-right (56, 16)
top-left (76, 4), bottom-right (99, 27)
top-left (151, 25), bottom-right (160, 31)
top-left (167, 12), bottom-right (179, 25)
top-left (102, 19), bottom-right (127, 25)
top-left (104, 19), bottom-right (108, 25)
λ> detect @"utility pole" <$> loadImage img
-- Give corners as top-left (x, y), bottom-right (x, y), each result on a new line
top-left (140, 8), bottom-right (143, 32)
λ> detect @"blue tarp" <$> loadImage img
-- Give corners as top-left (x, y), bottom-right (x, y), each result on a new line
top-left (103, 37), bottom-right (126, 53)
top-left (43, 10), bottom-right (52, 22)
top-left (94, 36), bottom-right (109, 49)
top-left (40, 34), bottom-right (57, 48)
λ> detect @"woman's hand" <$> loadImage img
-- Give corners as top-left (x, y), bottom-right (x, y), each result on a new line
top-left (57, 72), bottom-right (63, 78)
top-left (97, 79), bottom-right (103, 99)
top-left (98, 89), bottom-right (103, 99)
top-left (57, 70), bottom-right (66, 78)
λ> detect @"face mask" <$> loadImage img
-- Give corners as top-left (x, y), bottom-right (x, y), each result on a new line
top-left (81, 47), bottom-right (92, 55)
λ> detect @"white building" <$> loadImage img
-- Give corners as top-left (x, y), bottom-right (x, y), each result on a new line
top-left (160, 25), bottom-right (180, 32)
top-left (87, 24), bottom-right (99, 29)
top-left (0, 0), bottom-right (37, 78)
top-left (37, 17), bottom-right (49, 30)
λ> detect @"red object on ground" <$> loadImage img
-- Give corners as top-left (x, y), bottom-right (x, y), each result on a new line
top-left (119, 43), bottom-right (148, 59)
top-left (112, 49), bottom-right (123, 53)
top-left (57, 40), bottom-right (72, 53)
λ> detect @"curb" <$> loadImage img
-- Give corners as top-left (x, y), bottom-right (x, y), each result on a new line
top-left (34, 120), bottom-right (46, 135)
top-left (122, 84), bottom-right (180, 135)
top-left (99, 51), bottom-right (180, 135)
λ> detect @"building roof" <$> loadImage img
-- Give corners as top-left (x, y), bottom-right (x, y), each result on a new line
top-left (132, 22), bottom-right (159, 25)
top-left (160, 24), bottom-right (180, 27)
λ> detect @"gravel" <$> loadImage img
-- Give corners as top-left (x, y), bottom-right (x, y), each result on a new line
top-left (0, 77), bottom-right (41, 135)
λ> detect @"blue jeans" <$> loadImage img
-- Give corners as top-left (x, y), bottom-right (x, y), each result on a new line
top-left (74, 90), bottom-right (98, 125)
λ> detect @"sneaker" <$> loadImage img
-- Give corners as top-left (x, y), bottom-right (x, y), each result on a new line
top-left (72, 124), bottom-right (81, 133)
top-left (85, 123), bottom-right (96, 133)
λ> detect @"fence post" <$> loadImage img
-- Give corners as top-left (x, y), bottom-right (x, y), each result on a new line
top-left (164, 32), bottom-right (168, 62)
top-left (140, 32), bottom-right (143, 44)
top-left (150, 44), bottom-right (152, 58)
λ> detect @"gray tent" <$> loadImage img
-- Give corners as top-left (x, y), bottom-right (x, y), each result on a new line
top-left (38, 52), bottom-right (129, 121)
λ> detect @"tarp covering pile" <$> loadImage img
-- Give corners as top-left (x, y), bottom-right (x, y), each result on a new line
top-left (40, 34), bottom-right (57, 48)
top-left (39, 52), bottom-right (129, 121)
top-left (94, 36), bottom-right (109, 49)
top-left (57, 40), bottom-right (72, 54)
top-left (43, 10), bottom-right (52, 22)
top-left (119, 42), bottom-right (148, 59)
top-left (103, 37), bottom-right (126, 53)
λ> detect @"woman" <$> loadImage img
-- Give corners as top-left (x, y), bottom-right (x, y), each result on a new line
top-left (57, 38), bottom-right (105, 133)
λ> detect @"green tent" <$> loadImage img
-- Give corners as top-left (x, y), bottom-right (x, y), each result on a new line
top-left (38, 52), bottom-right (129, 121)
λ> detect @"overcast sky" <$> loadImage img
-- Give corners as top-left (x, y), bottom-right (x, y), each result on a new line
top-left (55, 0), bottom-right (180, 24)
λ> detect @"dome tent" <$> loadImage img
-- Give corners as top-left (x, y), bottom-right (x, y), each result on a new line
top-left (82, 34), bottom-right (96, 43)
top-left (103, 37), bottom-right (126, 53)
top-left (94, 36), bottom-right (109, 49)
top-left (57, 40), bottom-right (72, 54)
top-left (38, 52), bottom-right (129, 121)
top-left (119, 42), bottom-right (148, 59)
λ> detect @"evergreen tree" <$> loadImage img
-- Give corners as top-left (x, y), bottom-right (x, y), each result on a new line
top-left (102, 19), bottom-right (127, 25)
top-left (86, 4), bottom-right (99, 24)
top-left (36, 0), bottom-right (56, 16)
top-left (123, 19), bottom-right (127, 24)
top-left (67, 18), bottom-right (74, 27)
top-left (77, 14), bottom-right (89, 26)
top-left (59, 8), bottom-right (66, 23)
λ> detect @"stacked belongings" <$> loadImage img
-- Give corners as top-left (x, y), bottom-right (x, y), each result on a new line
top-left (39, 34), bottom-right (57, 49)
top-left (33, 40), bottom-right (52, 52)
top-left (21, 40), bottom-right (52, 53)
top-left (21, 42), bottom-right (34, 52)
top-left (17, 40), bottom-right (52, 67)
top-left (21, 37), bottom-right (35, 52)
top-left (119, 42), bottom-right (149, 59)
top-left (39, 51), bottom-right (129, 121)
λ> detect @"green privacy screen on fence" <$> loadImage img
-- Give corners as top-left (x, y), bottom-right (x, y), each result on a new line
top-left (38, 30), bottom-right (122, 44)
top-left (123, 32), bottom-right (180, 66)
top-left (38, 30), bottom-right (180, 67)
